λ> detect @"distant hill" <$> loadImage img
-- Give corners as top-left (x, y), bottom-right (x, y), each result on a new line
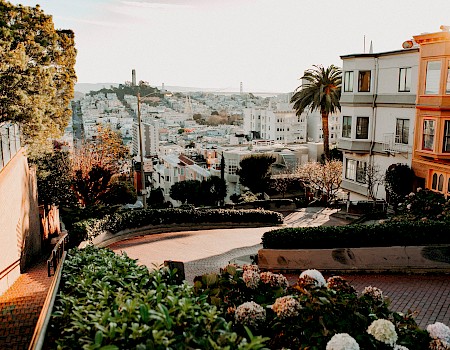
top-left (75, 83), bottom-right (120, 94)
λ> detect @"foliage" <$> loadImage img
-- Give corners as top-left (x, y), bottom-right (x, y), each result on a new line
top-left (270, 170), bottom-right (299, 199)
top-left (72, 165), bottom-right (113, 206)
top-left (31, 150), bottom-right (77, 208)
top-left (261, 220), bottom-right (450, 249)
top-left (237, 154), bottom-right (276, 194)
top-left (384, 164), bottom-right (414, 206)
top-left (98, 181), bottom-right (137, 205)
top-left (296, 160), bottom-right (342, 204)
top-left (48, 246), bottom-right (268, 349)
top-left (395, 188), bottom-right (449, 221)
top-left (194, 265), bottom-right (430, 350)
top-left (169, 180), bottom-right (201, 204)
top-left (148, 188), bottom-right (166, 208)
top-left (169, 177), bottom-right (227, 206)
top-left (72, 208), bottom-right (283, 241)
top-left (87, 81), bottom-right (162, 103)
top-left (290, 65), bottom-right (341, 161)
top-left (72, 125), bottom-right (130, 177)
top-left (0, 1), bottom-right (76, 152)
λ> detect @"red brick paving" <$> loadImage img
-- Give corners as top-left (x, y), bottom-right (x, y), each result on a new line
top-left (0, 260), bottom-right (52, 350)
top-left (285, 273), bottom-right (450, 328)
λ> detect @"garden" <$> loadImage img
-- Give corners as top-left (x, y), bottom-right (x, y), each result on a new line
top-left (46, 246), bottom-right (450, 350)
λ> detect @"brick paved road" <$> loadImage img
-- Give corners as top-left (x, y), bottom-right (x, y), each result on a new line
top-left (0, 260), bottom-right (52, 350)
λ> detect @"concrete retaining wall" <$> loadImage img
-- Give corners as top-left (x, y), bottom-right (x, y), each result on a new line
top-left (258, 245), bottom-right (450, 273)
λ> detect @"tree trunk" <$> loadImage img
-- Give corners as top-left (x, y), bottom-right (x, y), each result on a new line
top-left (321, 110), bottom-right (330, 161)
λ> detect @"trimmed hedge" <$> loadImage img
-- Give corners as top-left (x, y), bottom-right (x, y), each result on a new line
top-left (73, 208), bottom-right (283, 243)
top-left (262, 220), bottom-right (450, 249)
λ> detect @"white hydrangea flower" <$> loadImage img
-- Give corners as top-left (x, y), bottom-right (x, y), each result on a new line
top-left (234, 301), bottom-right (266, 328)
top-left (409, 192), bottom-right (415, 197)
top-left (427, 322), bottom-right (450, 342)
top-left (242, 269), bottom-right (260, 289)
top-left (299, 269), bottom-right (326, 287)
top-left (417, 187), bottom-right (422, 192)
top-left (406, 204), bottom-right (412, 210)
top-left (272, 295), bottom-right (301, 319)
top-left (362, 286), bottom-right (384, 302)
top-left (367, 319), bottom-right (398, 346)
top-left (393, 345), bottom-right (409, 350)
top-left (326, 333), bottom-right (360, 350)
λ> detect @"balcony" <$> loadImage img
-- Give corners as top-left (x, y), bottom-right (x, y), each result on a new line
top-left (382, 133), bottom-right (410, 154)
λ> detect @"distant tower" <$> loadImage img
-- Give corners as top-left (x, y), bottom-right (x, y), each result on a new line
top-left (184, 95), bottom-right (193, 117)
top-left (161, 82), bottom-right (165, 92)
top-left (240, 82), bottom-right (243, 94)
top-left (132, 69), bottom-right (136, 86)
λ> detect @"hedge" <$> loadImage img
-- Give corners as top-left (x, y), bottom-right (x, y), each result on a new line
top-left (46, 246), bottom-right (266, 349)
top-left (262, 220), bottom-right (450, 249)
top-left (72, 208), bottom-right (283, 244)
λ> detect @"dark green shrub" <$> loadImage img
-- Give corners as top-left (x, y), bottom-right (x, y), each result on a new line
top-left (47, 246), bottom-right (267, 349)
top-left (98, 181), bottom-right (137, 205)
top-left (262, 220), bottom-right (450, 249)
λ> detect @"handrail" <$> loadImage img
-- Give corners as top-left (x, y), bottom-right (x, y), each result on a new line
top-left (0, 258), bottom-right (20, 281)
top-left (28, 250), bottom-right (66, 350)
top-left (47, 233), bottom-right (68, 277)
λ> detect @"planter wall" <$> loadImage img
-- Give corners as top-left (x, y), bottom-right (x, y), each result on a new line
top-left (258, 245), bottom-right (450, 273)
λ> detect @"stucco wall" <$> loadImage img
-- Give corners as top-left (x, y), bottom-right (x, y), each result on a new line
top-left (0, 148), bottom-right (41, 295)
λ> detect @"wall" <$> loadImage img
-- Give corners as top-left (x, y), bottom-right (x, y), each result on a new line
top-left (0, 148), bottom-right (41, 295)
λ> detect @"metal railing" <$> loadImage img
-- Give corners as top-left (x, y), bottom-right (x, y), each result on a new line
top-left (0, 122), bottom-right (21, 172)
top-left (47, 233), bottom-right (68, 277)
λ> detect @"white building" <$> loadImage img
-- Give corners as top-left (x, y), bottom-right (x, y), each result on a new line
top-left (338, 46), bottom-right (419, 200)
top-left (132, 118), bottom-right (160, 157)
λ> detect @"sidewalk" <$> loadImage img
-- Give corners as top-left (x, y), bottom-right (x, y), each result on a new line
top-left (0, 260), bottom-right (52, 350)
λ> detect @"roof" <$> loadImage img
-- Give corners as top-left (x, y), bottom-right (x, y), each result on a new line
top-left (340, 47), bottom-right (419, 59)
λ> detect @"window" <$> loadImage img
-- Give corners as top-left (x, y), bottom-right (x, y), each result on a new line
top-left (356, 117), bottom-right (369, 139)
top-left (447, 61), bottom-right (450, 94)
top-left (395, 119), bottom-right (409, 144)
top-left (443, 121), bottom-right (450, 152)
top-left (399, 67), bottom-right (412, 92)
top-left (345, 159), bottom-right (356, 180)
top-left (227, 159), bottom-right (238, 174)
top-left (344, 71), bottom-right (354, 92)
top-left (448, 178), bottom-right (450, 193)
top-left (432, 173), bottom-right (438, 190)
top-left (422, 120), bottom-right (435, 150)
top-left (425, 61), bottom-right (441, 95)
top-left (358, 71), bottom-right (371, 92)
top-left (342, 116), bottom-right (352, 138)
top-left (356, 161), bottom-right (366, 183)
top-left (438, 174), bottom-right (444, 192)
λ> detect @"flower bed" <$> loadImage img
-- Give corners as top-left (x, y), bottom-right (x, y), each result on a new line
top-left (45, 246), bottom-right (266, 349)
top-left (194, 266), bottom-right (448, 350)
top-left (261, 220), bottom-right (450, 249)
top-left (71, 208), bottom-right (283, 245)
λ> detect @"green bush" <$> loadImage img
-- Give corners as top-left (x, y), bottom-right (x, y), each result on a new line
top-left (262, 220), bottom-right (450, 249)
top-left (47, 246), bottom-right (268, 349)
top-left (194, 265), bottom-right (430, 350)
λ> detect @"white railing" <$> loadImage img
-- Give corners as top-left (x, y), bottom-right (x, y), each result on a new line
top-left (382, 133), bottom-right (409, 154)
top-left (0, 122), bottom-right (21, 171)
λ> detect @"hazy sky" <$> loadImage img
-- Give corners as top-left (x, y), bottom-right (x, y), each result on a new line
top-left (12, 0), bottom-right (450, 92)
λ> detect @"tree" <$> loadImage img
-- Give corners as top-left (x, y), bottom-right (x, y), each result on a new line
top-left (32, 150), bottom-right (77, 208)
top-left (296, 160), bottom-right (342, 204)
top-left (170, 180), bottom-right (201, 205)
top-left (0, 1), bottom-right (77, 152)
top-left (384, 163), bottom-right (414, 207)
top-left (200, 176), bottom-right (227, 206)
top-left (72, 125), bottom-right (129, 177)
top-left (270, 169), bottom-right (298, 199)
top-left (291, 65), bottom-right (341, 161)
top-left (237, 154), bottom-right (276, 194)
top-left (98, 181), bottom-right (137, 205)
top-left (365, 164), bottom-right (384, 200)
top-left (72, 165), bottom-right (113, 206)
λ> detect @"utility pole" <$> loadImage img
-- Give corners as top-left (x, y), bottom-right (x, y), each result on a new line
top-left (137, 92), bottom-right (147, 209)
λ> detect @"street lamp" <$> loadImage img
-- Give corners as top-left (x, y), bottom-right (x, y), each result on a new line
top-left (136, 90), bottom-right (171, 209)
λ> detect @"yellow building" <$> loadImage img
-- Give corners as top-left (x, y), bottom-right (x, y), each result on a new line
top-left (412, 27), bottom-right (450, 194)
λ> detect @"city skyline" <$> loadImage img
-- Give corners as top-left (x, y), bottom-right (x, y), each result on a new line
top-left (11, 0), bottom-right (450, 93)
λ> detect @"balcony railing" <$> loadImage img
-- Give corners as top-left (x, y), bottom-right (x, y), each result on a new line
top-left (382, 133), bottom-right (409, 154)
top-left (0, 122), bottom-right (21, 172)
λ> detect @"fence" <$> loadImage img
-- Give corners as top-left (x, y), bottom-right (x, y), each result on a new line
top-left (0, 122), bottom-right (21, 172)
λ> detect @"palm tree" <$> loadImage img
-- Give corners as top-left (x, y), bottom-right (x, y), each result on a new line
top-left (290, 65), bottom-right (341, 161)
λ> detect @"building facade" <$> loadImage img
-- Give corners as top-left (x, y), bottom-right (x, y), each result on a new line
top-left (411, 28), bottom-right (450, 195)
top-left (338, 47), bottom-right (419, 200)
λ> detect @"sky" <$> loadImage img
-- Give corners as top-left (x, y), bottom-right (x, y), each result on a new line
top-left (11, 0), bottom-right (450, 93)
